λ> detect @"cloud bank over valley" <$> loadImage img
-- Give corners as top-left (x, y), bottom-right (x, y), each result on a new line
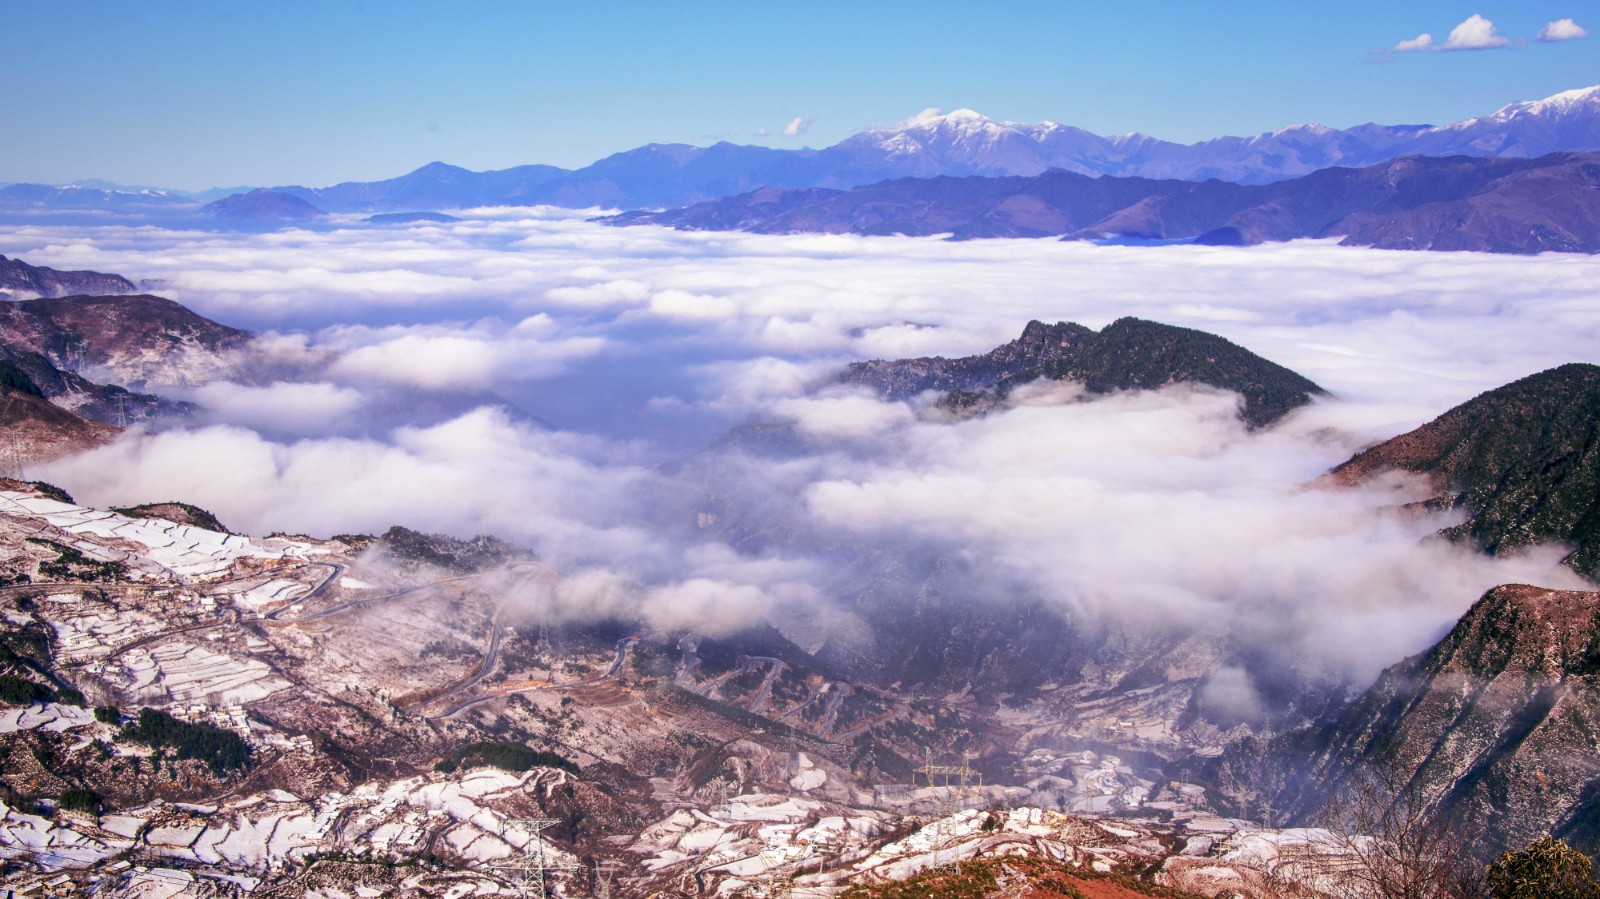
top-left (6, 211), bottom-right (1600, 687)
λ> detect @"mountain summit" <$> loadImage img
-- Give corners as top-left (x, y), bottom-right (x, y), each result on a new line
top-left (843, 317), bottom-right (1325, 427)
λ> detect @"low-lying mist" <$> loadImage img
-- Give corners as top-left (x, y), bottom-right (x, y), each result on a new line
top-left (9, 210), bottom-right (1600, 692)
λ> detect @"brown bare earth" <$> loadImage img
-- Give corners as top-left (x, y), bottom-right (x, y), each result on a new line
top-left (0, 384), bottom-right (118, 465)
top-left (840, 856), bottom-right (1199, 899)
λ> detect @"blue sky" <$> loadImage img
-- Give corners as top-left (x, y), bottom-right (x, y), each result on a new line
top-left (5, 1), bottom-right (1596, 190)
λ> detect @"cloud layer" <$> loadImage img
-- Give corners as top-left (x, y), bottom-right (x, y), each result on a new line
top-left (4, 213), bottom-right (1599, 684)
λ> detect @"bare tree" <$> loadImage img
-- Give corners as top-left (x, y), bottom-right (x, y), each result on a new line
top-left (1309, 759), bottom-right (1485, 899)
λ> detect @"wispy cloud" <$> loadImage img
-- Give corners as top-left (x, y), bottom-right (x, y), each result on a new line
top-left (1537, 18), bottom-right (1589, 42)
top-left (1392, 33), bottom-right (1433, 53)
top-left (784, 115), bottom-right (812, 137)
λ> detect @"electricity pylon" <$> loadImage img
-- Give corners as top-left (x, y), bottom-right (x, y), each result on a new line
top-left (491, 818), bottom-right (582, 899)
top-left (915, 749), bottom-right (982, 875)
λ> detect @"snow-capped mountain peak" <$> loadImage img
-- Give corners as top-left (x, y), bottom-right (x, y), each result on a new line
top-left (1491, 84), bottom-right (1600, 119)
top-left (1436, 84), bottom-right (1600, 133)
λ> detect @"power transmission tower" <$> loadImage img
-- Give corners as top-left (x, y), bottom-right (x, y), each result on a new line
top-left (915, 749), bottom-right (982, 875)
top-left (114, 393), bottom-right (130, 428)
top-left (592, 860), bottom-right (623, 899)
top-left (490, 818), bottom-right (581, 899)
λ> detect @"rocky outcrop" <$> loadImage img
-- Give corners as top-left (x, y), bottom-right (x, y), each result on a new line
top-left (0, 348), bottom-right (190, 425)
top-left (843, 317), bottom-right (1325, 428)
top-left (0, 373), bottom-right (119, 466)
top-left (0, 255), bottom-right (135, 300)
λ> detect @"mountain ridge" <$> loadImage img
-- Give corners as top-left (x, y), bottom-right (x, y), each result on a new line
top-left (841, 317), bottom-right (1326, 427)
top-left (606, 151), bottom-right (1600, 254)
top-left (1250, 583), bottom-right (1600, 859)
top-left (7, 84), bottom-right (1598, 218)
top-left (0, 294), bottom-right (250, 389)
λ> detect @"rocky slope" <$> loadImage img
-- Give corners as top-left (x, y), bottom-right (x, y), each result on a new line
top-left (606, 151), bottom-right (1600, 255)
top-left (0, 348), bottom-right (190, 426)
top-left (1260, 584), bottom-right (1600, 859)
top-left (0, 255), bottom-right (135, 300)
top-left (0, 483), bottom-right (1333, 897)
top-left (0, 366), bottom-right (119, 466)
top-left (1329, 363), bottom-right (1600, 576)
top-left (843, 318), bottom-right (1325, 428)
top-left (0, 294), bottom-right (249, 388)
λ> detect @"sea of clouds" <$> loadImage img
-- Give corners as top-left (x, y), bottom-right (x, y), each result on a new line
top-left (6, 209), bottom-right (1600, 690)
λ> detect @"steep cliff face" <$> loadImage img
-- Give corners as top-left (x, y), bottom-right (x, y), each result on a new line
top-left (1273, 584), bottom-right (1600, 857)
top-left (842, 317), bottom-right (1324, 427)
top-left (1331, 363), bottom-right (1600, 576)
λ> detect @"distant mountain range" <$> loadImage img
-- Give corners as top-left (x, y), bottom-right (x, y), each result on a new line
top-left (610, 151), bottom-right (1600, 254)
top-left (272, 84), bottom-right (1600, 213)
top-left (3, 84), bottom-right (1598, 220)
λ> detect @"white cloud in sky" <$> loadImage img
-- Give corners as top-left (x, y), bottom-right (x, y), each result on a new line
top-left (1439, 13), bottom-right (1510, 51)
top-left (784, 116), bottom-right (812, 137)
top-left (1393, 33), bottom-right (1433, 52)
top-left (1537, 18), bottom-right (1589, 42)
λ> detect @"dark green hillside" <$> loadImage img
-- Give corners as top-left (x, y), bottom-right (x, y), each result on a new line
top-left (843, 317), bottom-right (1324, 427)
top-left (1333, 363), bottom-right (1600, 576)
